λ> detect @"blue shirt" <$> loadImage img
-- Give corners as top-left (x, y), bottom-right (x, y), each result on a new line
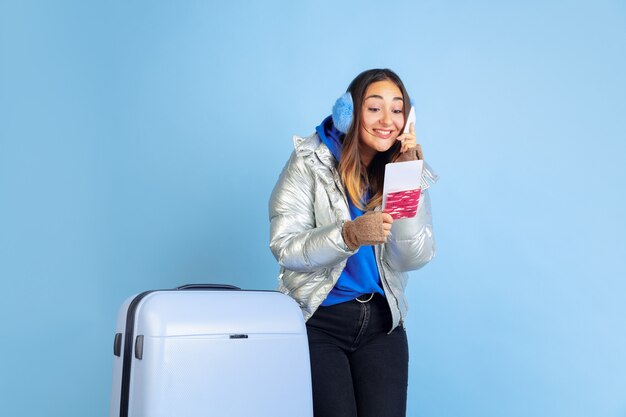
top-left (315, 116), bottom-right (385, 306)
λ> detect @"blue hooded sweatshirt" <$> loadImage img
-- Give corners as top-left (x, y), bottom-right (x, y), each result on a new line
top-left (315, 116), bottom-right (385, 306)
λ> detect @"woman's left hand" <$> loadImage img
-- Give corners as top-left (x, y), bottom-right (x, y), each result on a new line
top-left (395, 122), bottom-right (423, 161)
top-left (396, 122), bottom-right (417, 154)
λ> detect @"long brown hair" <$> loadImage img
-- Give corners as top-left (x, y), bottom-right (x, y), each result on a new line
top-left (339, 69), bottom-right (411, 210)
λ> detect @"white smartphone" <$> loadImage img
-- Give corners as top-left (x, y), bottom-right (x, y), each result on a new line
top-left (404, 106), bottom-right (416, 134)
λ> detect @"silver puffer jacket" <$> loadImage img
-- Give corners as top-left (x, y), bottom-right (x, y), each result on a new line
top-left (269, 132), bottom-right (436, 332)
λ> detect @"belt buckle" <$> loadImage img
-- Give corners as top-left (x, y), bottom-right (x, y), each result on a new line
top-left (355, 293), bottom-right (374, 303)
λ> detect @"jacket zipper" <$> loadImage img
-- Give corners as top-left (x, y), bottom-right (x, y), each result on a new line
top-left (375, 244), bottom-right (402, 333)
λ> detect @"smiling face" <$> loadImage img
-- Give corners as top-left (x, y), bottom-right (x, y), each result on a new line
top-left (358, 80), bottom-right (405, 166)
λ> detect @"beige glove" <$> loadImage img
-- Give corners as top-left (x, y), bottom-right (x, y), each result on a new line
top-left (395, 143), bottom-right (423, 162)
top-left (342, 211), bottom-right (393, 251)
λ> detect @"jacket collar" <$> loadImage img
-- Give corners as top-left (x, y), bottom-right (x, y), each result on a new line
top-left (293, 132), bottom-right (349, 207)
top-left (293, 132), bottom-right (336, 171)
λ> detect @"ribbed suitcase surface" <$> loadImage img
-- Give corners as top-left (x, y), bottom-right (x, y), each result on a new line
top-left (110, 285), bottom-right (312, 417)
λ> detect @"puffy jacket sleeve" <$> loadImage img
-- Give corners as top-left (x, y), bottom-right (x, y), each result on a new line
top-left (384, 189), bottom-right (436, 272)
top-left (269, 151), bottom-right (355, 272)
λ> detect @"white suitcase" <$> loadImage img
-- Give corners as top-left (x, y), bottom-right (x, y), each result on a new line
top-left (110, 284), bottom-right (312, 417)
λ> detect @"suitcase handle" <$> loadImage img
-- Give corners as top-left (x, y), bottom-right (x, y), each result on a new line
top-left (176, 284), bottom-right (241, 290)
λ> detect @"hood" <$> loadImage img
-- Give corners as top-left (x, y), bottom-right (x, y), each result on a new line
top-left (315, 115), bottom-right (344, 162)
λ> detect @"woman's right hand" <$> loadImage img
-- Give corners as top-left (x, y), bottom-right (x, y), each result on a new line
top-left (342, 211), bottom-right (394, 251)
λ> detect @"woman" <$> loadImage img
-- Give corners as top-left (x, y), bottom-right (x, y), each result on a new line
top-left (269, 68), bottom-right (436, 417)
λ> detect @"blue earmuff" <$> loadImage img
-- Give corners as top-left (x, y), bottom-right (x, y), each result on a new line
top-left (331, 92), bottom-right (353, 134)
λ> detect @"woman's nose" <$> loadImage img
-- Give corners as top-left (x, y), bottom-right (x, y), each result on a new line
top-left (381, 109), bottom-right (393, 126)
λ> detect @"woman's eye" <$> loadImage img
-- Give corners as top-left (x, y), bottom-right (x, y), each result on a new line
top-left (367, 107), bottom-right (381, 112)
top-left (392, 109), bottom-right (403, 114)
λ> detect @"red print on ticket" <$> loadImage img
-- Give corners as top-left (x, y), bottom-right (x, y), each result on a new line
top-left (384, 188), bottom-right (421, 220)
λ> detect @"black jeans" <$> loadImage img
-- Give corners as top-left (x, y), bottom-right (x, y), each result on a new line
top-left (306, 293), bottom-right (409, 417)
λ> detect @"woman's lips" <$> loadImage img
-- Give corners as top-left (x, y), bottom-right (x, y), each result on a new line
top-left (373, 129), bottom-right (394, 139)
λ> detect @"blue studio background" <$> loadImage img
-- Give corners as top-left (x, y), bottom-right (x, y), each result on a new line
top-left (1, 1), bottom-right (625, 416)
